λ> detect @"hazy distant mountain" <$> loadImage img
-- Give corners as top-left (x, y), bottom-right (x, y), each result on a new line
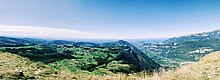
top-left (167, 29), bottom-right (220, 42)
top-left (0, 36), bottom-right (48, 47)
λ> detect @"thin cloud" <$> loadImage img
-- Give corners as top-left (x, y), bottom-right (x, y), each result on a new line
top-left (0, 25), bottom-right (102, 39)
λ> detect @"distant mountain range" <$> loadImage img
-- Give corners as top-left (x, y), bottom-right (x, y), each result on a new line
top-left (167, 29), bottom-right (220, 42)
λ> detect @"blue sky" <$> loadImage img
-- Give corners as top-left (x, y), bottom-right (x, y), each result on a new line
top-left (0, 0), bottom-right (220, 39)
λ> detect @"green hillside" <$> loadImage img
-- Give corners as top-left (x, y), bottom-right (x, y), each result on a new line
top-left (0, 36), bottom-right (160, 76)
top-left (2, 51), bottom-right (220, 80)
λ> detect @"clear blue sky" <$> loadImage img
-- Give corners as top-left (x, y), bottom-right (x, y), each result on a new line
top-left (0, 0), bottom-right (220, 39)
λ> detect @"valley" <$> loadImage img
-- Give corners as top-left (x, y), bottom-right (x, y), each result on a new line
top-left (0, 36), bottom-right (160, 78)
top-left (1, 0), bottom-right (220, 79)
top-left (1, 30), bottom-right (220, 79)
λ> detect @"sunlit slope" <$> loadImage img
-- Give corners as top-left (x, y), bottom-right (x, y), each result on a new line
top-left (0, 52), bottom-right (55, 79)
top-left (145, 51), bottom-right (220, 80)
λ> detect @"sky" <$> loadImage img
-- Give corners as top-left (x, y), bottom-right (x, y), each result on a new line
top-left (0, 0), bottom-right (220, 39)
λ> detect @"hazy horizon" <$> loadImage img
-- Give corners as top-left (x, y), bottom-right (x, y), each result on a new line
top-left (0, 0), bottom-right (220, 39)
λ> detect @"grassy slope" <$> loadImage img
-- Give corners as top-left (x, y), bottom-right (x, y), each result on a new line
top-left (0, 52), bottom-right (57, 79)
top-left (0, 52), bottom-right (137, 80)
top-left (143, 51), bottom-right (220, 80)
top-left (74, 51), bottom-right (220, 80)
top-left (1, 51), bottom-right (220, 80)
top-left (78, 51), bottom-right (220, 80)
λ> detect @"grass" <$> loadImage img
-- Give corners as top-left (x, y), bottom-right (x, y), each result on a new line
top-left (1, 51), bottom-right (220, 80)
top-left (141, 51), bottom-right (220, 80)
top-left (0, 52), bottom-right (55, 79)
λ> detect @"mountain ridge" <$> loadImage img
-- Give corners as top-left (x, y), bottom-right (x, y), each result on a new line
top-left (167, 29), bottom-right (220, 42)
